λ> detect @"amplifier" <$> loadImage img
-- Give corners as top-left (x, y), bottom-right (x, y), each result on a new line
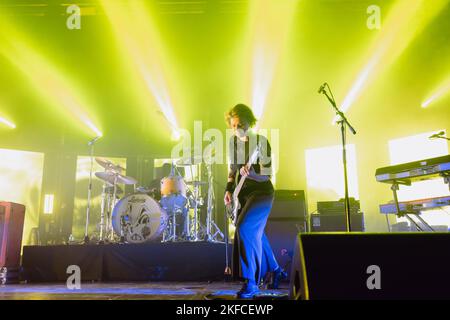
top-left (310, 213), bottom-right (365, 232)
top-left (270, 190), bottom-right (307, 220)
top-left (0, 202), bottom-right (26, 269)
top-left (317, 198), bottom-right (360, 215)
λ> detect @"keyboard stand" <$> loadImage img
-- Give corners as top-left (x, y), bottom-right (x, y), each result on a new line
top-left (442, 172), bottom-right (450, 192)
top-left (391, 182), bottom-right (402, 217)
top-left (385, 215), bottom-right (391, 232)
top-left (414, 214), bottom-right (435, 232)
top-left (390, 181), bottom-right (435, 232)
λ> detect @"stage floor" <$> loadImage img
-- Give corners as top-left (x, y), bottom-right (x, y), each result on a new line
top-left (0, 281), bottom-right (289, 300)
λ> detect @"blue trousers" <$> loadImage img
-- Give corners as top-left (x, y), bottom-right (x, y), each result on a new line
top-left (233, 192), bottom-right (279, 283)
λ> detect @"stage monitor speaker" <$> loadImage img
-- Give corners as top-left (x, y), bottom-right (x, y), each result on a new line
top-left (290, 232), bottom-right (450, 300)
top-left (0, 202), bottom-right (26, 268)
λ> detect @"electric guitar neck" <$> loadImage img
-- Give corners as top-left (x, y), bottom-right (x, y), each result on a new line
top-left (226, 144), bottom-right (260, 225)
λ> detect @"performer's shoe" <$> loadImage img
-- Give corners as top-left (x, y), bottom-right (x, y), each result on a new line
top-left (237, 281), bottom-right (259, 299)
top-left (267, 267), bottom-right (288, 289)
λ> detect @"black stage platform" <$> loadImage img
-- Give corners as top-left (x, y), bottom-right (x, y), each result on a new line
top-left (21, 241), bottom-right (231, 283)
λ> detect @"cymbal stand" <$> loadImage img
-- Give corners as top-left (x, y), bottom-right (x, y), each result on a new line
top-left (191, 181), bottom-right (201, 241)
top-left (98, 182), bottom-right (108, 243)
top-left (172, 213), bottom-right (177, 241)
top-left (205, 163), bottom-right (224, 242)
top-left (176, 164), bottom-right (205, 241)
top-left (109, 174), bottom-right (119, 242)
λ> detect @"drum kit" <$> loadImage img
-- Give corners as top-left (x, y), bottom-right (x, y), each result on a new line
top-left (83, 152), bottom-right (224, 245)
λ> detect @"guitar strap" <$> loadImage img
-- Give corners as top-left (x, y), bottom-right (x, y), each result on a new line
top-left (235, 134), bottom-right (260, 183)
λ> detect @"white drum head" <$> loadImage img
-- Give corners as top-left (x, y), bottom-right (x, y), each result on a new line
top-left (112, 193), bottom-right (167, 243)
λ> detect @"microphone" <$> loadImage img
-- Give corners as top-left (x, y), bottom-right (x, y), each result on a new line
top-left (429, 131), bottom-right (445, 139)
top-left (88, 136), bottom-right (101, 146)
top-left (318, 83), bottom-right (327, 94)
top-left (169, 160), bottom-right (176, 177)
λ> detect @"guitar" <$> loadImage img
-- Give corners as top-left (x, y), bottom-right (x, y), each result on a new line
top-left (225, 144), bottom-right (260, 225)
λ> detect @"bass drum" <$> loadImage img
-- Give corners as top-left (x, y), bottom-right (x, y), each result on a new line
top-left (112, 193), bottom-right (167, 243)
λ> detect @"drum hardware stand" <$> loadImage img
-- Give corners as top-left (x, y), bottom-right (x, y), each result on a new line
top-left (100, 173), bottom-right (120, 243)
top-left (192, 182), bottom-right (201, 241)
top-left (163, 212), bottom-right (176, 242)
top-left (119, 215), bottom-right (126, 243)
top-left (84, 136), bottom-right (101, 244)
top-left (162, 225), bottom-right (169, 242)
top-left (184, 205), bottom-right (191, 241)
top-left (177, 163), bottom-right (205, 242)
top-left (172, 213), bottom-right (177, 241)
top-left (98, 183), bottom-right (108, 243)
top-left (99, 185), bottom-right (115, 244)
top-left (174, 164), bottom-right (192, 241)
top-left (205, 163), bottom-right (224, 242)
top-left (162, 208), bottom-right (183, 242)
top-left (110, 174), bottom-right (119, 241)
top-left (318, 83), bottom-right (356, 232)
top-left (188, 180), bottom-right (208, 242)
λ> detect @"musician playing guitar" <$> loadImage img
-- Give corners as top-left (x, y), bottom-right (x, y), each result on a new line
top-left (224, 104), bottom-right (286, 299)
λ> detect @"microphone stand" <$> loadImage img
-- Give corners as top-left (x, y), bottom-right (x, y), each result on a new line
top-left (84, 136), bottom-right (101, 244)
top-left (224, 208), bottom-right (232, 280)
top-left (319, 84), bottom-right (357, 232)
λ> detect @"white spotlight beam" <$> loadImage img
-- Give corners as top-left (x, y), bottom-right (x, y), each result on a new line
top-left (0, 116), bottom-right (16, 129)
top-left (422, 80), bottom-right (450, 108)
top-left (334, 0), bottom-right (448, 123)
top-left (250, 0), bottom-right (299, 126)
top-left (100, 1), bottom-right (180, 135)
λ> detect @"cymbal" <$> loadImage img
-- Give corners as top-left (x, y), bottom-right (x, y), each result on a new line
top-left (95, 157), bottom-right (125, 173)
top-left (95, 171), bottom-right (138, 185)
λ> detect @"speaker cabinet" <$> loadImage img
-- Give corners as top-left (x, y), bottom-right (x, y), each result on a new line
top-left (266, 190), bottom-right (308, 279)
top-left (290, 233), bottom-right (450, 300)
top-left (0, 202), bottom-right (26, 268)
